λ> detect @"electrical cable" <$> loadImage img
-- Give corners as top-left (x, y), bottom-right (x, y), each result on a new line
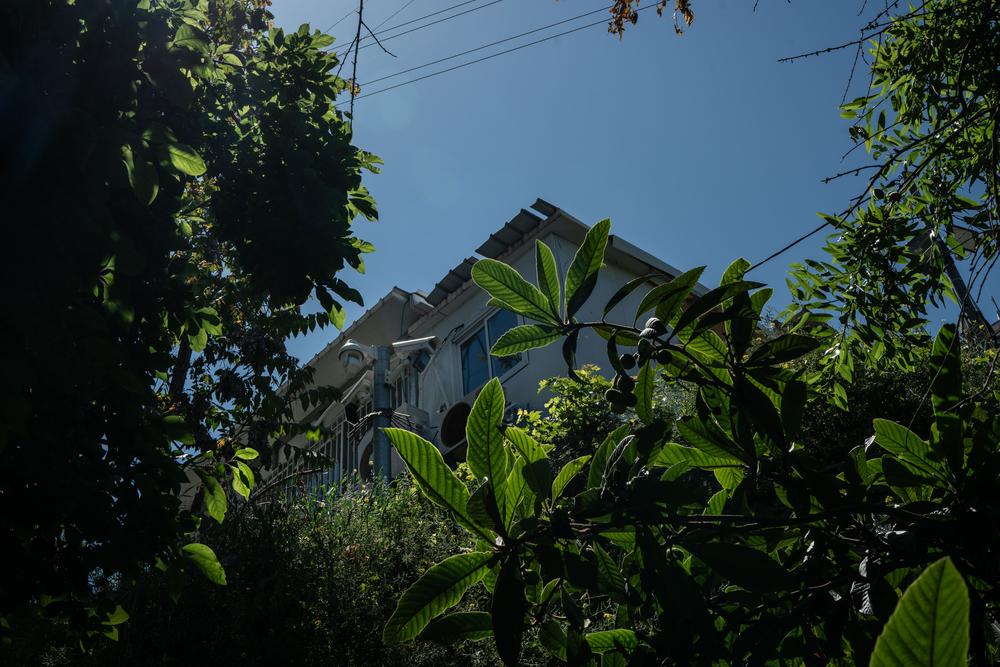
top-left (336, 3), bottom-right (653, 106)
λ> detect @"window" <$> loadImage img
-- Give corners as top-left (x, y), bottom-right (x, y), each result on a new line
top-left (460, 309), bottom-right (522, 394)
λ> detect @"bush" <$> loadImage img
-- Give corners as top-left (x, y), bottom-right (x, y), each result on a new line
top-left (42, 477), bottom-right (499, 667)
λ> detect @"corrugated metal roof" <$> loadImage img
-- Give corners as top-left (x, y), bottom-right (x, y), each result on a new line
top-left (426, 257), bottom-right (477, 307)
top-left (475, 208), bottom-right (543, 258)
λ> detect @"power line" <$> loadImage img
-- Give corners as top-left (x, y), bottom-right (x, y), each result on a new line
top-left (336, 4), bottom-right (652, 106)
top-left (328, 0), bottom-right (491, 56)
top-left (332, 0), bottom-right (506, 59)
top-left (323, 6), bottom-right (357, 33)
top-left (361, 4), bottom-right (614, 87)
top-left (373, 0), bottom-right (419, 30)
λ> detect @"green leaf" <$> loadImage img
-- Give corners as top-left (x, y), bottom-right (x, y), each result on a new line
top-left (872, 419), bottom-right (944, 479)
top-left (746, 334), bottom-right (821, 366)
top-left (490, 325), bottom-right (561, 356)
top-left (199, 473), bottom-right (227, 524)
top-left (603, 272), bottom-right (661, 319)
top-left (688, 543), bottom-right (792, 593)
top-left (466, 379), bottom-right (511, 527)
top-left (418, 612), bottom-right (493, 644)
top-left (673, 281), bottom-right (764, 339)
top-left (636, 266), bottom-right (706, 323)
top-left (588, 425), bottom-right (630, 489)
top-left (651, 443), bottom-right (744, 470)
top-left (121, 143), bottom-right (158, 205)
top-left (234, 447), bottom-right (259, 460)
top-left (676, 416), bottom-right (749, 463)
top-left (585, 629), bottom-right (638, 654)
top-left (502, 426), bottom-right (548, 463)
top-left (472, 259), bottom-right (558, 323)
top-left (652, 266), bottom-right (707, 325)
top-left (102, 605), bottom-right (129, 626)
top-left (166, 143), bottom-right (207, 176)
top-left (535, 240), bottom-right (562, 321)
top-left (870, 557), bottom-right (969, 667)
top-left (383, 552), bottom-right (493, 644)
top-left (383, 428), bottom-right (483, 537)
top-left (181, 543), bottom-right (227, 585)
top-left (634, 361), bottom-right (654, 424)
top-left (565, 219), bottom-right (611, 318)
top-left (172, 23), bottom-right (209, 53)
top-left (231, 467), bottom-right (250, 501)
top-left (492, 558), bottom-right (527, 665)
top-left (593, 543), bottom-right (627, 601)
top-left (552, 455), bottom-right (591, 499)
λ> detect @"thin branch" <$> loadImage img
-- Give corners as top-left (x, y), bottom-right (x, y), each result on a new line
top-left (361, 19), bottom-right (396, 57)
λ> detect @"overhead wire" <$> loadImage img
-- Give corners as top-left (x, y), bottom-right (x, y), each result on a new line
top-left (373, 0), bottom-right (420, 30)
top-left (327, 0), bottom-right (496, 57)
top-left (360, 3), bottom-right (615, 86)
top-left (336, 2), bottom-right (655, 106)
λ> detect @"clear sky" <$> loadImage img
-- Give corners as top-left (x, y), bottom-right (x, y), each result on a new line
top-left (267, 0), bottom-right (984, 363)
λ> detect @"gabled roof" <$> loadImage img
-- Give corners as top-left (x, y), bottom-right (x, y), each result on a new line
top-left (422, 198), bottom-right (705, 313)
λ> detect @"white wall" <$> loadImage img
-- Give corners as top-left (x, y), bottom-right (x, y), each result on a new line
top-left (412, 229), bottom-right (660, 446)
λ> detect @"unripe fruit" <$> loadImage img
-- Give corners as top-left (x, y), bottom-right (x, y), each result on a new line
top-left (619, 353), bottom-right (636, 370)
top-left (645, 317), bottom-right (666, 334)
top-left (638, 338), bottom-right (654, 358)
top-left (639, 327), bottom-right (658, 339)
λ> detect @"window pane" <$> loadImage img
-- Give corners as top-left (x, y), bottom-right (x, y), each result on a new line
top-left (461, 327), bottom-right (490, 394)
top-left (487, 309), bottom-right (521, 376)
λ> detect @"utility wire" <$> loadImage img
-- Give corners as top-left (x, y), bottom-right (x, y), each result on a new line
top-left (337, 3), bottom-right (653, 106)
top-left (373, 0), bottom-right (419, 30)
top-left (361, 4), bottom-right (614, 86)
top-left (323, 6), bottom-right (357, 33)
top-left (328, 0), bottom-right (490, 56)
top-left (331, 0), bottom-right (505, 59)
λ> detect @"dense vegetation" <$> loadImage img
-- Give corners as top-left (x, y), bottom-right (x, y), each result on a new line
top-left (1, 0), bottom-right (375, 647)
top-left (2, 0), bottom-right (998, 664)
top-left (28, 479), bottom-right (496, 667)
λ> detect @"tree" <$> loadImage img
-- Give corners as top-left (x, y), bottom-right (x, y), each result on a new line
top-left (381, 221), bottom-right (1000, 665)
top-left (0, 0), bottom-right (375, 646)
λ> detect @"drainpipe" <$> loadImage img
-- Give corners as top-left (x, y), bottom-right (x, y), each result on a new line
top-left (372, 345), bottom-right (392, 480)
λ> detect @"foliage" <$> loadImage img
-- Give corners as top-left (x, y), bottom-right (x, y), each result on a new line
top-left (0, 0), bottom-right (375, 646)
top-left (786, 0), bottom-right (1000, 403)
top-left (29, 477), bottom-right (499, 667)
top-left (516, 365), bottom-right (690, 470)
top-left (386, 221), bottom-right (1000, 665)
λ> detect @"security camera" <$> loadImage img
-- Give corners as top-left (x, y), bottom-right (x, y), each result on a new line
top-left (338, 339), bottom-right (375, 371)
top-left (391, 336), bottom-right (437, 356)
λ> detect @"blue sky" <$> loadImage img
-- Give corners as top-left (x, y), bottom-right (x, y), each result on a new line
top-left (268, 0), bottom-right (975, 362)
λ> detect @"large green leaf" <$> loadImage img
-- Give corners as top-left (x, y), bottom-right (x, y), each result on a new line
top-left (181, 543), bottom-right (226, 586)
top-left (672, 280), bottom-right (764, 339)
top-left (535, 240), bottom-right (562, 321)
top-left (466, 379), bottom-right (511, 526)
top-left (492, 558), bottom-right (527, 665)
top-left (745, 333), bottom-right (821, 366)
top-left (383, 551), bottom-right (494, 644)
top-left (166, 143), bottom-right (207, 176)
top-left (651, 443), bottom-right (744, 470)
top-left (565, 218), bottom-right (611, 318)
top-left (585, 629), bottom-right (638, 654)
top-left (418, 612), bottom-right (493, 644)
top-left (588, 424), bottom-right (630, 489)
top-left (636, 266), bottom-right (706, 323)
top-left (198, 472), bottom-right (227, 524)
top-left (676, 416), bottom-right (750, 463)
top-left (472, 259), bottom-right (558, 323)
top-left (872, 419), bottom-right (944, 480)
top-left (688, 543), bottom-right (792, 593)
top-left (634, 360), bottom-right (654, 424)
top-left (490, 324), bottom-right (561, 356)
top-left (384, 428), bottom-right (484, 538)
top-left (552, 455), bottom-right (591, 499)
top-left (502, 426), bottom-right (548, 463)
top-left (870, 557), bottom-right (969, 667)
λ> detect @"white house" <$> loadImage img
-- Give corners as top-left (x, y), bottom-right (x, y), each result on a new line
top-left (269, 199), bottom-right (706, 490)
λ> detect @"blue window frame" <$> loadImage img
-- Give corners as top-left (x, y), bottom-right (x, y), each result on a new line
top-left (460, 309), bottom-right (522, 395)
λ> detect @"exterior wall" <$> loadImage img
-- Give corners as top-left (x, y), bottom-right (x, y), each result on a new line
top-left (410, 229), bottom-right (662, 448)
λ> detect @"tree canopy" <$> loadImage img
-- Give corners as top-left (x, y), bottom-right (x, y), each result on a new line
top-left (0, 0), bottom-right (376, 645)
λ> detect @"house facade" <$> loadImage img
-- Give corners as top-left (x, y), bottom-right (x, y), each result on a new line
top-left (270, 199), bottom-right (705, 490)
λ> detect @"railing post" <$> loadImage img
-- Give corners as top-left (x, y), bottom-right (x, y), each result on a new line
top-left (372, 345), bottom-right (392, 480)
